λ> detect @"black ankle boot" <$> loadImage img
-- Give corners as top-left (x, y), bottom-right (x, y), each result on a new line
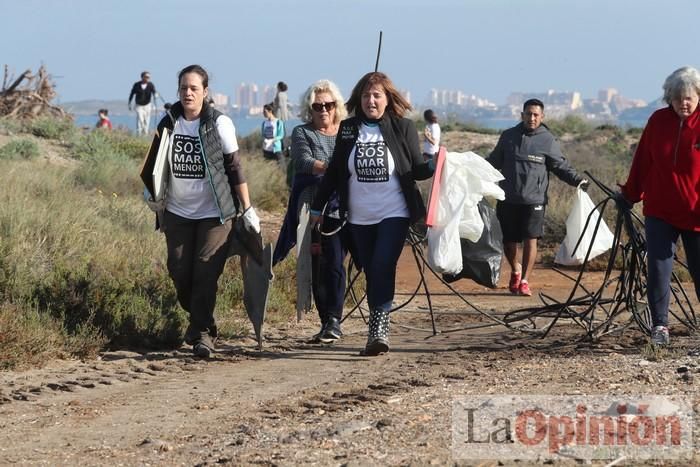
top-left (362, 308), bottom-right (390, 356)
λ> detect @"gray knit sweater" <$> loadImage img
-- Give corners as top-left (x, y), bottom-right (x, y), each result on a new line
top-left (291, 123), bottom-right (337, 174)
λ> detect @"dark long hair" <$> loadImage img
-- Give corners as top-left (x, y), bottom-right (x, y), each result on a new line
top-left (178, 64), bottom-right (209, 89)
top-left (346, 72), bottom-right (412, 119)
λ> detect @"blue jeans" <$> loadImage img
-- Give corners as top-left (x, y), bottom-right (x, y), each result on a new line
top-left (349, 217), bottom-right (409, 311)
top-left (645, 216), bottom-right (700, 327)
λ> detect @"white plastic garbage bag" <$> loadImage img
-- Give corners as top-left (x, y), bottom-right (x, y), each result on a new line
top-left (427, 151), bottom-right (504, 274)
top-left (554, 188), bottom-right (614, 266)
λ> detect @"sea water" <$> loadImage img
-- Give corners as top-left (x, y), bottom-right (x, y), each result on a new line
top-left (74, 113), bottom-right (301, 137)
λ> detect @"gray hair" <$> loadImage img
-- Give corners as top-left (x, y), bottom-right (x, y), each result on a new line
top-left (662, 66), bottom-right (700, 105)
top-left (298, 79), bottom-right (347, 124)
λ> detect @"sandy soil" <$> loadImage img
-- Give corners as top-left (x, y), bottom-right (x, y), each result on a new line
top-left (2, 246), bottom-right (700, 466)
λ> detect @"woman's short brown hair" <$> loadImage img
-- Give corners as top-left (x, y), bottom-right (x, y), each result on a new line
top-left (346, 72), bottom-right (412, 119)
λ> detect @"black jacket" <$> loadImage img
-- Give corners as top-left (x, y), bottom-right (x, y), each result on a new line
top-left (486, 122), bottom-right (582, 205)
top-left (129, 81), bottom-right (157, 106)
top-left (311, 113), bottom-right (434, 224)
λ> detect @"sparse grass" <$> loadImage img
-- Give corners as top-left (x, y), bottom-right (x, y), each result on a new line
top-left (0, 117), bottom-right (25, 135)
top-left (639, 341), bottom-right (684, 361)
top-left (29, 116), bottom-right (76, 141)
top-left (0, 114), bottom-right (654, 370)
top-left (0, 118), bottom-right (299, 370)
top-left (240, 150), bottom-right (289, 212)
top-left (0, 138), bottom-right (40, 160)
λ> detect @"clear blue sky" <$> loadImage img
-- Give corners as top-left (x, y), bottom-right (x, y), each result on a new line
top-left (3, 0), bottom-right (698, 106)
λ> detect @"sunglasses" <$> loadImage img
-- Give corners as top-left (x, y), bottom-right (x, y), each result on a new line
top-left (311, 101), bottom-right (336, 112)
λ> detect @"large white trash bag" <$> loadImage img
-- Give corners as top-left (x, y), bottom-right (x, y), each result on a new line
top-left (427, 151), bottom-right (504, 274)
top-left (554, 188), bottom-right (614, 266)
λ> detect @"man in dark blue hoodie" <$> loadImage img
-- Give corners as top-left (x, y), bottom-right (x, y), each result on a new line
top-left (487, 99), bottom-right (587, 296)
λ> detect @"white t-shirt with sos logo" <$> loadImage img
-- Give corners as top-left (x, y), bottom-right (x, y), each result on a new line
top-left (166, 115), bottom-right (239, 219)
top-left (347, 122), bottom-right (409, 225)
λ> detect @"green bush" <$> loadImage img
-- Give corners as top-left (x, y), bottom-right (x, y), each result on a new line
top-left (0, 138), bottom-right (40, 160)
top-left (441, 120), bottom-right (501, 135)
top-left (72, 151), bottom-right (142, 196)
top-left (100, 129), bottom-right (151, 160)
top-left (239, 128), bottom-right (263, 152)
top-left (547, 115), bottom-right (594, 137)
top-left (241, 150), bottom-right (289, 212)
top-left (68, 129), bottom-right (147, 195)
top-left (29, 116), bottom-right (76, 140)
top-left (0, 117), bottom-right (25, 135)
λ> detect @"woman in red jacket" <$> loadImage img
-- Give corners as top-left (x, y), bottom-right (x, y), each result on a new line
top-left (620, 66), bottom-right (700, 346)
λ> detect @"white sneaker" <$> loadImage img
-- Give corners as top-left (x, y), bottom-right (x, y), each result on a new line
top-left (651, 326), bottom-right (670, 346)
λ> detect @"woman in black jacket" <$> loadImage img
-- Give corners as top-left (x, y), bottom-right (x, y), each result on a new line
top-left (311, 71), bottom-right (434, 356)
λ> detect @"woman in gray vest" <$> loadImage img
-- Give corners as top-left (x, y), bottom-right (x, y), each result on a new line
top-left (145, 64), bottom-right (260, 358)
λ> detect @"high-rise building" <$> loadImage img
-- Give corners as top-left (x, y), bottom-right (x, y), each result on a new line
top-left (210, 93), bottom-right (229, 110)
top-left (236, 82), bottom-right (259, 109)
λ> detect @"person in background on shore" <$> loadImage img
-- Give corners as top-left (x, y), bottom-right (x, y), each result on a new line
top-left (273, 79), bottom-right (348, 342)
top-left (422, 109), bottom-right (440, 160)
top-left (128, 71), bottom-right (158, 136)
top-left (486, 98), bottom-right (588, 297)
top-left (273, 81), bottom-right (290, 122)
top-left (617, 66), bottom-right (700, 347)
top-left (143, 64), bottom-right (261, 358)
top-left (310, 72), bottom-right (434, 356)
top-left (95, 108), bottom-right (112, 130)
top-left (261, 103), bottom-right (285, 165)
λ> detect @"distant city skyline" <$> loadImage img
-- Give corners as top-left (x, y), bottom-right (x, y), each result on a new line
top-left (6, 0), bottom-right (697, 108)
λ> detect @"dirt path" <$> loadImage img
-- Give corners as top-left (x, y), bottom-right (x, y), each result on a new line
top-left (2, 260), bottom-right (700, 466)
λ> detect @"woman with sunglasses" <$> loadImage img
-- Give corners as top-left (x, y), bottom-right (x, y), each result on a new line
top-left (273, 80), bottom-right (348, 342)
top-left (310, 72), bottom-right (434, 356)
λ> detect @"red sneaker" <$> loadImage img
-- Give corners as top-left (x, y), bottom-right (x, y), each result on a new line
top-left (508, 272), bottom-right (521, 294)
top-left (519, 280), bottom-right (532, 296)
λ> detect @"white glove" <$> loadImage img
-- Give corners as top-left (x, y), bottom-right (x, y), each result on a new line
top-left (242, 206), bottom-right (261, 234)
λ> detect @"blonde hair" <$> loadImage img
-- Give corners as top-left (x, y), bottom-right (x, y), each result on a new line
top-left (298, 79), bottom-right (347, 124)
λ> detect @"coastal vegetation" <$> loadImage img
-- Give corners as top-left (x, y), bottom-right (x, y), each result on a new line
top-left (0, 115), bottom-right (640, 369)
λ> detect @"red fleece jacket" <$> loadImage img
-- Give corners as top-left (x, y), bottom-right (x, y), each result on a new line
top-left (622, 106), bottom-right (700, 231)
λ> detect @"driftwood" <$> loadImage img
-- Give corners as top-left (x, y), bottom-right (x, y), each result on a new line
top-left (0, 65), bottom-right (67, 120)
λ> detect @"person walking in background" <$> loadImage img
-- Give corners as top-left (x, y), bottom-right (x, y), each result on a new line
top-left (422, 109), bottom-right (440, 160)
top-left (273, 79), bottom-right (348, 342)
top-left (486, 98), bottom-right (588, 297)
top-left (95, 108), bottom-right (112, 130)
top-left (273, 81), bottom-right (290, 122)
top-left (310, 72), bottom-right (434, 356)
top-left (617, 66), bottom-right (700, 347)
top-left (261, 103), bottom-right (285, 164)
top-left (128, 71), bottom-right (158, 136)
top-left (143, 64), bottom-right (261, 358)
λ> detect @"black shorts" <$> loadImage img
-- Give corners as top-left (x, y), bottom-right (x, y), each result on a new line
top-left (496, 202), bottom-right (545, 242)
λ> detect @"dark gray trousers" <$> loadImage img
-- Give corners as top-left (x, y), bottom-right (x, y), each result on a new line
top-left (163, 210), bottom-right (231, 334)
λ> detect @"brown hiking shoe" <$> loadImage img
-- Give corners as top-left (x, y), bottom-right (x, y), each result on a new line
top-left (193, 332), bottom-right (215, 358)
